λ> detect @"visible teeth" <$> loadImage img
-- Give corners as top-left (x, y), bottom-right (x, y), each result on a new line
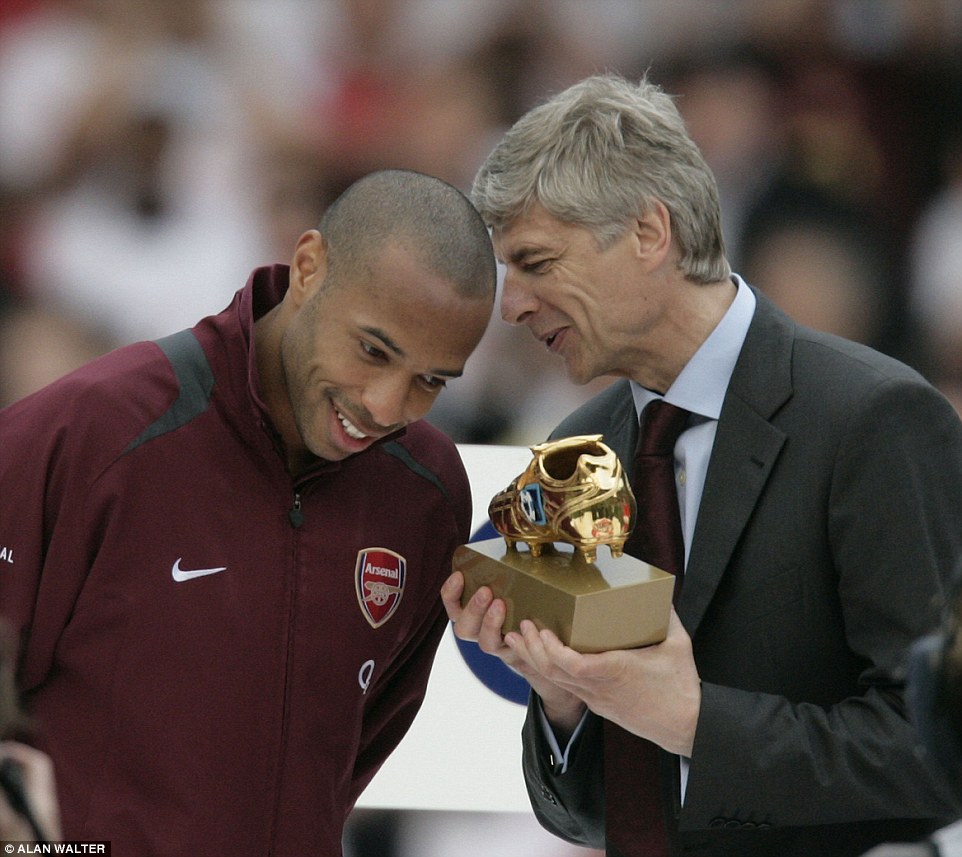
top-left (338, 410), bottom-right (367, 440)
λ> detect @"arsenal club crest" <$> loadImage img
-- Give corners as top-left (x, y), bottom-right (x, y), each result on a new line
top-left (355, 548), bottom-right (406, 628)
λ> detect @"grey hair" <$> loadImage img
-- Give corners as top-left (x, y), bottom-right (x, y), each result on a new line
top-left (471, 74), bottom-right (730, 284)
top-left (319, 169), bottom-right (496, 300)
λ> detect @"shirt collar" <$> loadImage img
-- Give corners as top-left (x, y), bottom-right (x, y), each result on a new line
top-left (631, 274), bottom-right (756, 420)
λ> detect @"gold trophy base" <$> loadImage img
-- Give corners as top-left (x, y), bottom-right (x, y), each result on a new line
top-left (454, 538), bottom-right (675, 653)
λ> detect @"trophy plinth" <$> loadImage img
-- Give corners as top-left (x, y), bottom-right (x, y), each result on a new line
top-left (455, 537), bottom-right (674, 653)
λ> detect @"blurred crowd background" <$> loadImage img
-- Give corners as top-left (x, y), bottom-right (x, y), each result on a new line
top-left (1, 0), bottom-right (961, 853)
top-left (2, 0), bottom-right (961, 442)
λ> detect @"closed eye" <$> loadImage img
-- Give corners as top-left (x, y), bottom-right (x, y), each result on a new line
top-left (522, 258), bottom-right (552, 274)
top-left (419, 374), bottom-right (447, 391)
top-left (361, 340), bottom-right (387, 361)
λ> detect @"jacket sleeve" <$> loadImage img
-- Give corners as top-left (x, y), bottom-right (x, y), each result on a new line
top-left (0, 385), bottom-right (111, 694)
top-left (0, 344), bottom-right (168, 697)
top-left (521, 693), bottom-right (606, 847)
top-left (347, 592), bottom-right (450, 806)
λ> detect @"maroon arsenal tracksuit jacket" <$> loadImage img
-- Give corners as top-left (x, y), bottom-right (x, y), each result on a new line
top-left (0, 266), bottom-right (472, 855)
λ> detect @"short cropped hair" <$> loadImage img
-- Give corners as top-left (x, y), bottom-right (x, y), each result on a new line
top-left (319, 169), bottom-right (496, 300)
top-left (471, 74), bottom-right (730, 284)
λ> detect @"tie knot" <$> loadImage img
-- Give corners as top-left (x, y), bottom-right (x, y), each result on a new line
top-left (639, 399), bottom-right (690, 456)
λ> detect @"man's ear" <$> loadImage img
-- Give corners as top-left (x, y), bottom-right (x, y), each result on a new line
top-left (630, 200), bottom-right (673, 272)
top-left (288, 229), bottom-right (328, 308)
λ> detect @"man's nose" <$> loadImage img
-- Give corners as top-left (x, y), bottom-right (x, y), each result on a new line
top-left (500, 269), bottom-right (538, 325)
top-left (362, 375), bottom-right (416, 429)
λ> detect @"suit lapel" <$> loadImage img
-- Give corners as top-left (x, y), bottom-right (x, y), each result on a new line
top-left (679, 294), bottom-right (794, 635)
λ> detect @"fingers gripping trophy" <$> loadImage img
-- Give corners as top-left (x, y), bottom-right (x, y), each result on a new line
top-left (455, 436), bottom-right (674, 653)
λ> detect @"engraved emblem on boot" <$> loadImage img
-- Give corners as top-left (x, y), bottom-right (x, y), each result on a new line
top-left (488, 435), bottom-right (636, 564)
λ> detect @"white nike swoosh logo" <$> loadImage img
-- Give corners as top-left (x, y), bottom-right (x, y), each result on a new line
top-left (171, 558), bottom-right (227, 583)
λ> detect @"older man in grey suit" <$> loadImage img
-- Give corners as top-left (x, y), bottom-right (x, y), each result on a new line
top-left (443, 73), bottom-right (962, 857)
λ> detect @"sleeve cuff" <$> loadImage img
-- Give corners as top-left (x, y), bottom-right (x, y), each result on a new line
top-left (535, 696), bottom-right (590, 774)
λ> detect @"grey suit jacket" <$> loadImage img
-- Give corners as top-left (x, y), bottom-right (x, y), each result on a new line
top-left (522, 292), bottom-right (962, 857)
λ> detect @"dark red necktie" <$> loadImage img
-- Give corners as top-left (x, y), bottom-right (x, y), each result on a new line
top-left (604, 399), bottom-right (690, 857)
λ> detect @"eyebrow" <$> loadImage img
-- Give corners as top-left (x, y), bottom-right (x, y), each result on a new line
top-left (504, 246), bottom-right (546, 266)
top-left (361, 326), bottom-right (465, 378)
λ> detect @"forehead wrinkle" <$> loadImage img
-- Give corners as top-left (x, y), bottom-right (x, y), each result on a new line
top-left (496, 221), bottom-right (570, 266)
top-left (496, 237), bottom-right (553, 268)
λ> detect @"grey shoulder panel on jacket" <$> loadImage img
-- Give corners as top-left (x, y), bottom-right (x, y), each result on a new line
top-left (123, 329), bottom-right (214, 454)
top-left (381, 440), bottom-right (450, 500)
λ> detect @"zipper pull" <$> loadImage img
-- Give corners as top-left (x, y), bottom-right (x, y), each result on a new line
top-left (289, 493), bottom-right (304, 528)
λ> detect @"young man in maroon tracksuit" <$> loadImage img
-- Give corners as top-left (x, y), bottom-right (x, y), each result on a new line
top-left (0, 169), bottom-right (495, 854)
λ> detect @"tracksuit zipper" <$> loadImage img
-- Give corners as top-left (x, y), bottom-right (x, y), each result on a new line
top-left (269, 488), bottom-right (302, 851)
top-left (289, 493), bottom-right (303, 528)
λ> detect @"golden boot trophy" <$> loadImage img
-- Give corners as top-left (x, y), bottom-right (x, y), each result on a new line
top-left (455, 436), bottom-right (674, 653)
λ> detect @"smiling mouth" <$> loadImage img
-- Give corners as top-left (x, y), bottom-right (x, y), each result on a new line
top-left (335, 406), bottom-right (369, 441)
